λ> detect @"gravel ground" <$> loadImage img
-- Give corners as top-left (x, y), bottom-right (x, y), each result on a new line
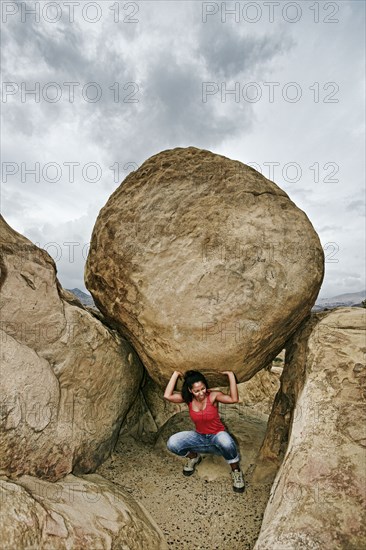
top-left (97, 411), bottom-right (274, 549)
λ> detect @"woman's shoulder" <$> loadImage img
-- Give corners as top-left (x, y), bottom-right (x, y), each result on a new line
top-left (207, 390), bottom-right (219, 404)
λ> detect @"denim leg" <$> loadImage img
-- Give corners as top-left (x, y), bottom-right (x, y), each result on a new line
top-left (167, 431), bottom-right (221, 457)
top-left (167, 430), bottom-right (240, 463)
top-left (211, 431), bottom-right (240, 464)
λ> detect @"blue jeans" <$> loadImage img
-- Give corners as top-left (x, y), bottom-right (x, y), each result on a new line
top-left (167, 430), bottom-right (240, 464)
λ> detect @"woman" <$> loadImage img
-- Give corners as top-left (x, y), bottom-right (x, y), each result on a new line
top-left (164, 370), bottom-right (245, 493)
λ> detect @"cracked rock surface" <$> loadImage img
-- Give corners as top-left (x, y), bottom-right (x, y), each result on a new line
top-left (85, 146), bottom-right (324, 386)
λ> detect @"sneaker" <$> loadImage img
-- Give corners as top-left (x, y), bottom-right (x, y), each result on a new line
top-left (231, 469), bottom-right (245, 493)
top-left (183, 454), bottom-right (202, 476)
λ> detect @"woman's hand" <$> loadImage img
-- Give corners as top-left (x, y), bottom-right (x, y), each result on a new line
top-left (221, 370), bottom-right (235, 376)
top-left (173, 370), bottom-right (183, 378)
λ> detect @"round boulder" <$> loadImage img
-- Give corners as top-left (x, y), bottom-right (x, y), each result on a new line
top-left (85, 147), bottom-right (324, 386)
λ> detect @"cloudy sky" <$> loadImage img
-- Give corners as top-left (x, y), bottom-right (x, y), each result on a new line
top-left (1, 0), bottom-right (365, 299)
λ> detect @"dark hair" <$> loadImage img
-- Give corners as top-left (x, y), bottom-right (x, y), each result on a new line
top-left (181, 370), bottom-right (209, 404)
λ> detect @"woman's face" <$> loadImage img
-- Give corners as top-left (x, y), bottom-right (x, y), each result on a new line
top-left (189, 381), bottom-right (207, 402)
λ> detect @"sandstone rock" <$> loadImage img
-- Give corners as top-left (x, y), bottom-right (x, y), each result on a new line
top-left (114, 373), bottom-right (186, 445)
top-left (85, 147), bottom-right (324, 387)
top-left (0, 216), bottom-right (143, 480)
top-left (0, 479), bottom-right (45, 549)
top-left (253, 316), bottom-right (321, 481)
top-left (0, 474), bottom-right (167, 549)
top-left (237, 367), bottom-right (281, 416)
top-left (142, 374), bottom-right (186, 429)
top-left (253, 308), bottom-right (366, 549)
top-left (117, 387), bottom-right (160, 443)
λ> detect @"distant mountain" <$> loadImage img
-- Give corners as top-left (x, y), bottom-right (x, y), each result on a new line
top-left (67, 288), bottom-right (96, 307)
top-left (313, 290), bottom-right (366, 311)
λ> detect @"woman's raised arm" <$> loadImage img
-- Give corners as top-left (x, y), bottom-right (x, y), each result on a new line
top-left (163, 371), bottom-right (185, 403)
top-left (214, 371), bottom-right (239, 404)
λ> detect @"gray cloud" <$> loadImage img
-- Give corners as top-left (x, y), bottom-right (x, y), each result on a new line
top-left (198, 19), bottom-right (295, 79)
top-left (318, 225), bottom-right (343, 233)
top-left (346, 199), bottom-right (365, 216)
top-left (142, 53), bottom-right (250, 144)
top-left (1, 0), bottom-right (364, 299)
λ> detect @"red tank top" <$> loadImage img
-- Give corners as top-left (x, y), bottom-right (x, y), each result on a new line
top-left (188, 391), bottom-right (226, 434)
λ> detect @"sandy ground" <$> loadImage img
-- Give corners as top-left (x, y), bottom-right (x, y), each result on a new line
top-left (97, 409), bottom-right (275, 549)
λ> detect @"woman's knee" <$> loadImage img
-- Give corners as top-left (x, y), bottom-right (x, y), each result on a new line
top-left (167, 431), bottom-right (194, 455)
top-left (167, 433), bottom-right (180, 453)
top-left (213, 431), bottom-right (238, 454)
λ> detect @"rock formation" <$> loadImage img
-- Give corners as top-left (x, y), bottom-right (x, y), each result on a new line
top-left (0, 474), bottom-right (167, 549)
top-left (236, 366), bottom-right (282, 416)
top-left (85, 147), bottom-right (324, 387)
top-left (253, 307), bottom-right (366, 548)
top-left (0, 216), bottom-right (143, 480)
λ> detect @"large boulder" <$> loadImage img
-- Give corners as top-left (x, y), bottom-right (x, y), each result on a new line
top-left (253, 308), bottom-right (366, 549)
top-left (85, 147), bottom-right (324, 386)
top-left (0, 216), bottom-right (143, 480)
top-left (0, 474), bottom-right (167, 549)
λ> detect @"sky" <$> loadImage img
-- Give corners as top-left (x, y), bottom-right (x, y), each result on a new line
top-left (1, 0), bottom-right (365, 299)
